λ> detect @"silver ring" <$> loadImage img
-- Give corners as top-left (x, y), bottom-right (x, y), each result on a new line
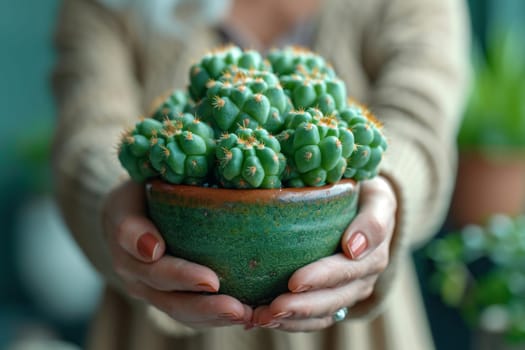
top-left (332, 307), bottom-right (348, 323)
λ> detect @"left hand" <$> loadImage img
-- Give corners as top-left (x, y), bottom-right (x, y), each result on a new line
top-left (251, 176), bottom-right (397, 331)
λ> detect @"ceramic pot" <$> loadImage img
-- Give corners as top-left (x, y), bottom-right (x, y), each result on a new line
top-left (450, 152), bottom-right (525, 227)
top-left (145, 179), bottom-right (359, 306)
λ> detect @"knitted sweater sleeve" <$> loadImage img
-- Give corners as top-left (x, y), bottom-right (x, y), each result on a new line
top-left (367, 0), bottom-right (470, 246)
top-left (349, 0), bottom-right (470, 317)
top-left (51, 1), bottom-right (206, 337)
top-left (51, 0), bottom-right (141, 290)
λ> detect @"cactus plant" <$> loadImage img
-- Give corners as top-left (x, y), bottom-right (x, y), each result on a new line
top-left (118, 114), bottom-right (216, 186)
top-left (194, 68), bottom-right (291, 135)
top-left (337, 102), bottom-right (388, 181)
top-left (188, 45), bottom-right (271, 102)
top-left (216, 127), bottom-right (285, 189)
top-left (278, 109), bottom-right (347, 187)
top-left (266, 46), bottom-right (336, 78)
top-left (149, 89), bottom-right (193, 122)
top-left (117, 46), bottom-right (389, 305)
top-left (118, 45), bottom-right (387, 189)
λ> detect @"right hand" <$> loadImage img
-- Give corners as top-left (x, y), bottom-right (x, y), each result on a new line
top-left (102, 180), bottom-right (253, 328)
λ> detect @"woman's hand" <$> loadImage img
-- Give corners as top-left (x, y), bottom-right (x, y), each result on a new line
top-left (102, 180), bottom-right (253, 328)
top-left (251, 176), bottom-right (397, 331)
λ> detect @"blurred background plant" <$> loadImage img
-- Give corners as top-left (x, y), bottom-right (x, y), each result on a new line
top-left (426, 215), bottom-right (525, 347)
top-left (449, 21), bottom-right (525, 228)
top-left (458, 32), bottom-right (525, 153)
top-left (416, 1), bottom-right (525, 350)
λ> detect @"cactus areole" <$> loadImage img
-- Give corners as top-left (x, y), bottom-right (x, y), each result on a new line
top-left (118, 46), bottom-right (387, 305)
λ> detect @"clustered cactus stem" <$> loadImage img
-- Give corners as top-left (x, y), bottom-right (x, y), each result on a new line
top-left (118, 45), bottom-right (388, 189)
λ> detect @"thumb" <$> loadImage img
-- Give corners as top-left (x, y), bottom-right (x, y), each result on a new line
top-left (341, 177), bottom-right (397, 260)
top-left (117, 214), bottom-right (166, 263)
top-left (105, 180), bottom-right (166, 263)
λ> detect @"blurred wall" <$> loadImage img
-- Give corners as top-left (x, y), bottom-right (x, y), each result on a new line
top-left (0, 1), bottom-right (102, 348)
top-left (0, 0), bottom-right (58, 142)
top-left (0, 0), bottom-right (59, 297)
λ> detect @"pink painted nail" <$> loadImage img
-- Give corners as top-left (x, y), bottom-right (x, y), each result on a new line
top-left (260, 322), bottom-right (280, 328)
top-left (292, 284), bottom-right (312, 293)
top-left (348, 232), bottom-right (368, 259)
top-left (195, 282), bottom-right (218, 293)
top-left (137, 232), bottom-right (160, 260)
top-left (272, 311), bottom-right (293, 319)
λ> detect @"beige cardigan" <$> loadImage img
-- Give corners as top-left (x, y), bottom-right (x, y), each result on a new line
top-left (51, 0), bottom-right (470, 349)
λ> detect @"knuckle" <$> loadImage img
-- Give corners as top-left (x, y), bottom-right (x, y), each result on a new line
top-left (366, 247), bottom-right (390, 276)
top-left (341, 268), bottom-right (354, 283)
top-left (295, 305), bottom-right (314, 319)
top-left (114, 217), bottom-right (131, 246)
top-left (144, 264), bottom-right (166, 290)
top-left (143, 267), bottom-right (157, 286)
top-left (375, 248), bottom-right (390, 273)
top-left (367, 215), bottom-right (387, 241)
top-left (361, 283), bottom-right (375, 300)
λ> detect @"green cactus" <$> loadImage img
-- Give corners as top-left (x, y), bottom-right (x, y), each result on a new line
top-left (118, 141), bottom-right (149, 182)
top-left (118, 45), bottom-right (388, 189)
top-left (118, 114), bottom-right (216, 185)
top-left (149, 89), bottom-right (192, 122)
top-left (338, 102), bottom-right (387, 181)
top-left (266, 46), bottom-right (336, 78)
top-left (194, 69), bottom-right (291, 135)
top-left (278, 74), bottom-right (347, 115)
top-left (118, 118), bottom-right (166, 183)
top-left (278, 110), bottom-right (353, 187)
top-left (216, 127), bottom-right (284, 189)
top-left (160, 115), bottom-right (216, 185)
top-left (188, 46), bottom-right (271, 102)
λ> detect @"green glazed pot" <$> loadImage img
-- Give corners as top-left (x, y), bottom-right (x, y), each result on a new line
top-left (145, 179), bottom-right (359, 306)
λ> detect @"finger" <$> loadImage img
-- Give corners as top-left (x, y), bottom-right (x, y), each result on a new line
top-left (253, 304), bottom-right (333, 331)
top-left (254, 275), bottom-right (376, 325)
top-left (126, 280), bottom-right (252, 327)
top-left (104, 180), bottom-right (166, 262)
top-left (288, 248), bottom-right (388, 292)
top-left (115, 214), bottom-right (166, 262)
top-left (113, 247), bottom-right (219, 292)
top-left (341, 177), bottom-right (397, 260)
top-left (260, 315), bottom-right (335, 332)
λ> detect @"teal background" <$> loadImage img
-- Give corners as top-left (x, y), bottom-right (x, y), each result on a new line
top-left (0, 0), bottom-right (58, 156)
top-left (0, 0), bottom-right (523, 349)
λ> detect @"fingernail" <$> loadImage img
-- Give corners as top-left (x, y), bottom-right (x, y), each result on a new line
top-left (292, 285), bottom-right (311, 293)
top-left (272, 311), bottom-right (293, 319)
top-left (137, 232), bottom-right (160, 260)
top-left (196, 282), bottom-right (218, 293)
top-left (260, 322), bottom-right (280, 329)
top-left (348, 232), bottom-right (368, 259)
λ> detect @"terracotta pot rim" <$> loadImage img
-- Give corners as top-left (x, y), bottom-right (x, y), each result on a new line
top-left (146, 178), bottom-right (358, 204)
top-left (459, 149), bottom-right (525, 163)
